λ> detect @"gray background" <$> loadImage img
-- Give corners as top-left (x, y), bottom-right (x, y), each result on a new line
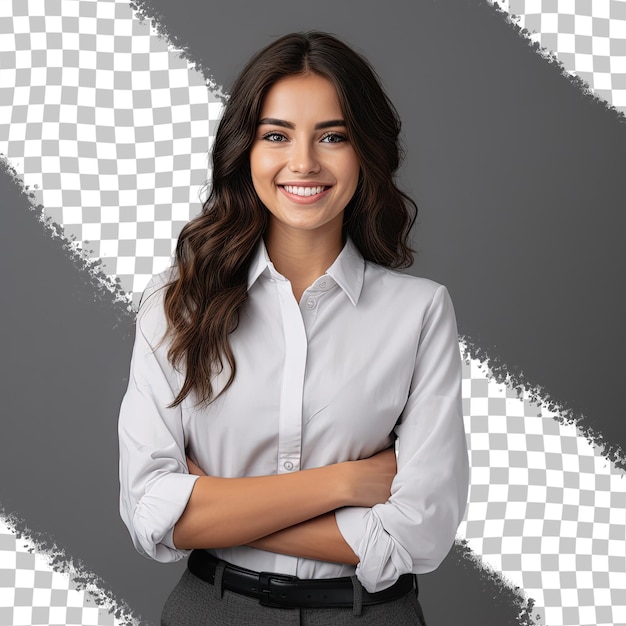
top-left (1, 0), bottom-right (625, 624)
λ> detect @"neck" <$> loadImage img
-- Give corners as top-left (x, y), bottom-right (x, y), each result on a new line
top-left (265, 221), bottom-right (344, 302)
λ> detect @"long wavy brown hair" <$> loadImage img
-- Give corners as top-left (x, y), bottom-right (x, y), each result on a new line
top-left (162, 31), bottom-right (418, 407)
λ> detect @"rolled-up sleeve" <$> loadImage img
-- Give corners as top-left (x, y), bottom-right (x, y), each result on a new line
top-left (335, 285), bottom-right (469, 592)
top-left (118, 275), bottom-right (199, 562)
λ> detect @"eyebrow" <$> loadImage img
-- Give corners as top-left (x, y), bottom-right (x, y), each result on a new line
top-left (258, 118), bottom-right (346, 130)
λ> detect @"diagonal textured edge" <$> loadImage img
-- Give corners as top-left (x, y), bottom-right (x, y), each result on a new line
top-left (461, 333), bottom-right (625, 471)
top-left (458, 341), bottom-right (626, 625)
top-left (486, 0), bottom-right (626, 122)
top-left (449, 539), bottom-right (539, 626)
top-left (1, 505), bottom-right (130, 625)
top-left (0, 155), bottom-right (141, 626)
top-left (0, 507), bottom-right (137, 626)
top-left (0, 155), bottom-right (134, 320)
top-left (475, 0), bottom-right (626, 469)
top-left (129, 1), bottom-right (227, 103)
top-left (0, 0), bottom-right (225, 303)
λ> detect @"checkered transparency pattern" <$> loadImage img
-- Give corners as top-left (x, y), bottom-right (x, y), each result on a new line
top-left (0, 519), bottom-right (124, 626)
top-left (458, 350), bottom-right (626, 626)
top-left (491, 0), bottom-right (626, 113)
top-left (1, 1), bottom-right (626, 626)
top-left (0, 0), bottom-right (223, 307)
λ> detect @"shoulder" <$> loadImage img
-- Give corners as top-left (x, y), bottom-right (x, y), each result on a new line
top-left (361, 263), bottom-right (457, 334)
top-left (139, 267), bottom-right (175, 301)
top-left (136, 267), bottom-right (177, 347)
top-left (363, 261), bottom-right (447, 307)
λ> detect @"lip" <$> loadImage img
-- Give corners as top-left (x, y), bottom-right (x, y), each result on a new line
top-left (278, 184), bottom-right (333, 205)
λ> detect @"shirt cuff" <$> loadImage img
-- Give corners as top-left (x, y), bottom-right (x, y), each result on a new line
top-left (335, 506), bottom-right (413, 593)
top-left (335, 506), bottom-right (368, 557)
top-left (132, 472), bottom-right (199, 562)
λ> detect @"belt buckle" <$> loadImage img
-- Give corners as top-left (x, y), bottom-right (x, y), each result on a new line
top-left (258, 571), bottom-right (299, 608)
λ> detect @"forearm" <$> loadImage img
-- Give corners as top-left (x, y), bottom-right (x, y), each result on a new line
top-left (173, 464), bottom-right (350, 550)
top-left (248, 512), bottom-right (359, 565)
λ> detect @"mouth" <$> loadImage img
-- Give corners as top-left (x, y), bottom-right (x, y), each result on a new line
top-left (280, 184), bottom-right (331, 198)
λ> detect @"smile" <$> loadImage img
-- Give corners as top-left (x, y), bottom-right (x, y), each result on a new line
top-left (281, 185), bottom-right (328, 197)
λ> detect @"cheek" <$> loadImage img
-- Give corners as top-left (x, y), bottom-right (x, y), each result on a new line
top-left (250, 157), bottom-right (278, 208)
top-left (251, 149), bottom-right (279, 177)
top-left (249, 148), bottom-right (265, 177)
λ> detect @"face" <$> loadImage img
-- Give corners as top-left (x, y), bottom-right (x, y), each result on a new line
top-left (249, 73), bottom-right (360, 240)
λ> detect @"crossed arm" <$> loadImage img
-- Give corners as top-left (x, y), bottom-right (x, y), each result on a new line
top-left (173, 449), bottom-right (397, 565)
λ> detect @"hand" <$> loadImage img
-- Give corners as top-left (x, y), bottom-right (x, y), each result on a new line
top-left (346, 446), bottom-right (397, 508)
top-left (186, 455), bottom-right (206, 476)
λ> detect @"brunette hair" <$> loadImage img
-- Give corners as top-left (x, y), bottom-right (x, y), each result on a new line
top-left (163, 31), bottom-right (417, 407)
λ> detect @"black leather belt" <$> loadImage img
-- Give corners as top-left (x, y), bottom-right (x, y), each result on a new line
top-left (188, 549), bottom-right (416, 609)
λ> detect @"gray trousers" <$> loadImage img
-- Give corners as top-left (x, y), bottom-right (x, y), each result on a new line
top-left (161, 568), bottom-right (427, 626)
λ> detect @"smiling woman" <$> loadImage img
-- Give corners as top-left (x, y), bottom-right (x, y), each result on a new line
top-left (250, 73), bottom-right (360, 300)
top-left (118, 31), bottom-right (469, 626)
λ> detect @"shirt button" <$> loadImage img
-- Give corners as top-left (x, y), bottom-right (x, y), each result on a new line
top-left (283, 461), bottom-right (294, 471)
top-left (305, 299), bottom-right (316, 310)
top-left (319, 280), bottom-right (327, 289)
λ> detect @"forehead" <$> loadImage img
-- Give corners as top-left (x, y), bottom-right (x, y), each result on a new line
top-left (259, 73), bottom-right (343, 120)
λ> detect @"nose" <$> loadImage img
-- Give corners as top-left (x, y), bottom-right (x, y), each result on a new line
top-left (288, 141), bottom-right (320, 174)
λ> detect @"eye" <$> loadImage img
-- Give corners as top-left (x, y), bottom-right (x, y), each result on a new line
top-left (262, 131), bottom-right (288, 142)
top-left (320, 132), bottom-right (347, 144)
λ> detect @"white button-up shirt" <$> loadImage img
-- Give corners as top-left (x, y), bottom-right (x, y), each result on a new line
top-left (118, 237), bottom-right (469, 593)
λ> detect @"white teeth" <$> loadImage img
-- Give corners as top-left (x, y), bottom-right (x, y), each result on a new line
top-left (284, 185), bottom-right (325, 196)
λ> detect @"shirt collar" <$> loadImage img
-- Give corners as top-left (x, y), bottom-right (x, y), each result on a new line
top-left (247, 236), bottom-right (365, 306)
top-left (247, 238), bottom-right (273, 290)
top-left (325, 237), bottom-right (364, 306)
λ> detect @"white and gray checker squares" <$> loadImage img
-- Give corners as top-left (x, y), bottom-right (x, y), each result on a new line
top-left (458, 349), bottom-right (626, 626)
top-left (1, 1), bottom-right (626, 625)
top-left (491, 0), bottom-right (626, 112)
top-left (0, 0), bottom-right (224, 307)
top-left (0, 519), bottom-right (122, 625)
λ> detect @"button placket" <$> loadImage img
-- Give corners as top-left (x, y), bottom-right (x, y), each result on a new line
top-left (274, 279), bottom-right (306, 476)
top-left (273, 279), bottom-right (307, 575)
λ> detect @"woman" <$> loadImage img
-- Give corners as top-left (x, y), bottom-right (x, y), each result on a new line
top-left (119, 31), bottom-right (469, 625)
